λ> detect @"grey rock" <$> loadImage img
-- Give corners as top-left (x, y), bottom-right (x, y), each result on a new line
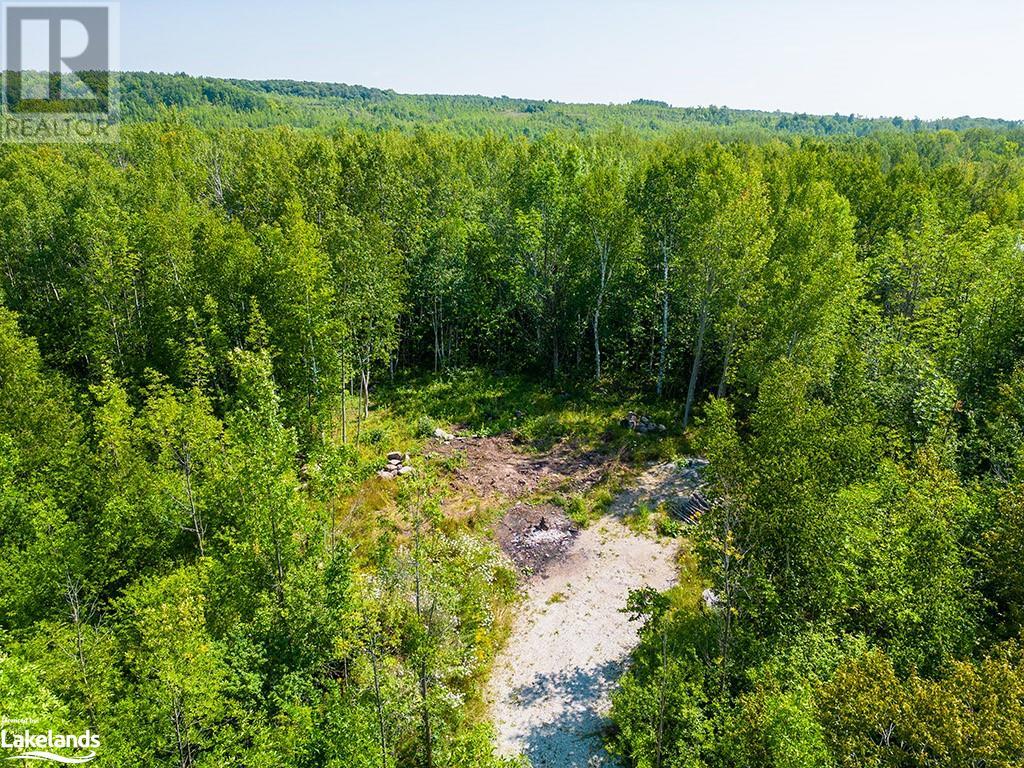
top-left (701, 588), bottom-right (722, 611)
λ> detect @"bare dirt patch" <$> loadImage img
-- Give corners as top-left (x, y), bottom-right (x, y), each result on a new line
top-left (487, 514), bottom-right (678, 768)
top-left (431, 434), bottom-right (614, 499)
top-left (495, 502), bottom-right (578, 575)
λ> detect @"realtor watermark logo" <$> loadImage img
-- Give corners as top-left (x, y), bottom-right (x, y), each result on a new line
top-left (1, 1), bottom-right (119, 142)
top-left (1, 716), bottom-right (99, 763)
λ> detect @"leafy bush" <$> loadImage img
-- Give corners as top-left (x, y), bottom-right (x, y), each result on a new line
top-left (415, 414), bottom-right (438, 438)
top-left (657, 515), bottom-right (684, 538)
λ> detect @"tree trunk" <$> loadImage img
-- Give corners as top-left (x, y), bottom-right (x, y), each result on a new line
top-left (594, 238), bottom-right (609, 382)
top-left (341, 378), bottom-right (347, 444)
top-left (657, 243), bottom-right (670, 397)
top-left (171, 695), bottom-right (194, 768)
top-left (718, 498), bottom-right (739, 694)
top-left (683, 302), bottom-right (708, 429)
top-left (355, 405), bottom-right (362, 445)
top-left (717, 327), bottom-right (734, 398)
top-left (412, 513), bottom-right (434, 768)
top-left (66, 578), bottom-right (96, 722)
top-left (180, 448), bottom-right (204, 557)
top-left (419, 660), bottom-right (433, 768)
top-left (364, 371), bottom-right (370, 419)
top-left (432, 296), bottom-right (440, 373)
top-left (369, 643), bottom-right (388, 768)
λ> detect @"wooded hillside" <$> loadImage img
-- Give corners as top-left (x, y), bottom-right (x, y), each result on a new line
top-left (3, 81), bottom-right (1024, 766)
top-left (117, 71), bottom-right (1024, 137)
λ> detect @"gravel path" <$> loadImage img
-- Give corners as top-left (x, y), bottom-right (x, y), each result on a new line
top-left (487, 469), bottom-right (684, 767)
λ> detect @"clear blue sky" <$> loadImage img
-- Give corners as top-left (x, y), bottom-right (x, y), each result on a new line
top-left (123, 0), bottom-right (1024, 120)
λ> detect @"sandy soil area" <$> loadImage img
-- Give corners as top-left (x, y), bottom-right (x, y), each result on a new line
top-left (487, 463), bottom-right (694, 767)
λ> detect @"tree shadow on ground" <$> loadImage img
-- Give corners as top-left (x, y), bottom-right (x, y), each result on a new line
top-left (510, 658), bottom-right (625, 768)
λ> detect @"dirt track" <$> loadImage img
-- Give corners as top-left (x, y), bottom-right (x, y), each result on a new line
top-left (487, 462), bottom-right (696, 767)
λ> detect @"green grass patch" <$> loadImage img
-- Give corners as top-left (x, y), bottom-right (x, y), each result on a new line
top-left (559, 482), bottom-right (619, 527)
top-left (379, 367), bottom-right (690, 456)
top-left (625, 500), bottom-right (654, 534)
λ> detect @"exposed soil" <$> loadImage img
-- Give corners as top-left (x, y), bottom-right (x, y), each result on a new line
top-left (487, 461), bottom-right (704, 768)
top-left (429, 431), bottom-right (706, 765)
top-left (487, 514), bottom-right (678, 767)
top-left (431, 434), bottom-right (615, 499)
top-left (495, 502), bottom-right (579, 575)
top-left (608, 458), bottom-right (708, 520)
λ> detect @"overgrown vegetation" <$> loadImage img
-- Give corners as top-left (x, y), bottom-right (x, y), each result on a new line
top-left (2, 72), bottom-right (1024, 766)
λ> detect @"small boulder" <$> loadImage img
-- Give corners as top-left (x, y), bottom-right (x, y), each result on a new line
top-left (701, 588), bottom-right (722, 611)
top-left (387, 451), bottom-right (402, 461)
top-left (398, 465), bottom-right (414, 476)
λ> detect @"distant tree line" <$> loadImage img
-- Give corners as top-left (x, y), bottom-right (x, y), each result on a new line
top-left (115, 71), bottom-right (1024, 138)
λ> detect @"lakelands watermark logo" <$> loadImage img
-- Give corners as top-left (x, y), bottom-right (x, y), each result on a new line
top-left (1, 1), bottom-right (119, 142)
top-left (1, 717), bottom-right (99, 763)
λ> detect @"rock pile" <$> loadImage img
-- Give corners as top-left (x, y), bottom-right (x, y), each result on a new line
top-left (378, 451), bottom-right (414, 480)
top-left (621, 412), bottom-right (667, 435)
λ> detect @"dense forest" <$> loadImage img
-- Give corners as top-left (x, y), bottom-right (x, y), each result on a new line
top-left (3, 74), bottom-right (1024, 767)
top-left (117, 71), bottom-right (1024, 138)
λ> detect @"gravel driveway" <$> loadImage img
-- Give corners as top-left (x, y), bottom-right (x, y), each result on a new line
top-left (487, 469), bottom-right (683, 767)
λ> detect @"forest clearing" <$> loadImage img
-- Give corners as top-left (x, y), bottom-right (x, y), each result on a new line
top-left (4, 69), bottom-right (1024, 768)
top-left (372, 419), bottom-right (699, 768)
